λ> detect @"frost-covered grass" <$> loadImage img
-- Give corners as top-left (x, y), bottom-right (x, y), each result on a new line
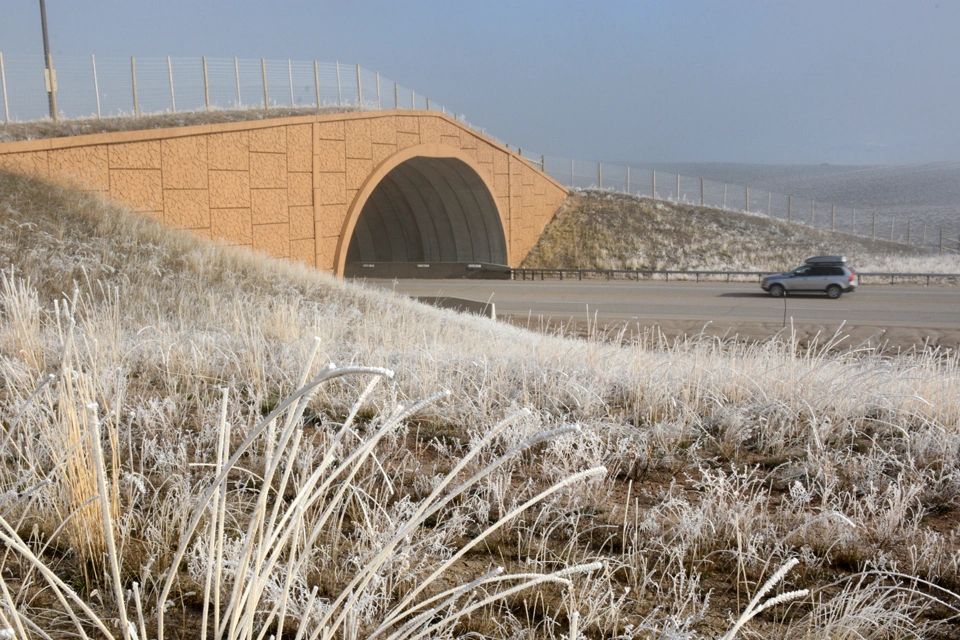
top-left (524, 190), bottom-right (960, 274)
top-left (1, 171), bottom-right (959, 638)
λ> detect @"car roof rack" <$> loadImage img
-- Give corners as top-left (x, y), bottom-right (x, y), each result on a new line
top-left (804, 255), bottom-right (846, 265)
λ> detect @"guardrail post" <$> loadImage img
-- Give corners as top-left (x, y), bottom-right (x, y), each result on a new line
top-left (234, 57), bottom-right (241, 107)
top-left (411, 88), bottom-right (416, 108)
top-left (651, 170), bottom-right (656, 199)
top-left (787, 194), bottom-right (792, 221)
top-left (376, 71), bottom-right (381, 109)
top-left (130, 56), bottom-right (140, 116)
top-left (426, 97), bottom-right (431, 110)
top-left (744, 186), bottom-right (749, 211)
top-left (356, 64), bottom-right (363, 106)
top-left (394, 81), bottom-right (399, 109)
top-left (91, 54), bottom-right (101, 118)
top-left (335, 61), bottom-right (342, 106)
top-left (540, 154), bottom-right (545, 172)
top-left (722, 184), bottom-right (728, 209)
top-left (167, 56), bottom-right (177, 112)
top-left (0, 52), bottom-right (10, 123)
top-left (203, 56), bottom-right (211, 110)
top-left (626, 165), bottom-right (631, 193)
top-left (767, 192), bottom-right (772, 215)
top-left (597, 161), bottom-right (603, 189)
top-left (261, 58), bottom-right (269, 109)
top-left (313, 60), bottom-right (321, 107)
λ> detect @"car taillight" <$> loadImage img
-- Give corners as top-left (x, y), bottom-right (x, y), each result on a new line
top-left (848, 273), bottom-right (856, 282)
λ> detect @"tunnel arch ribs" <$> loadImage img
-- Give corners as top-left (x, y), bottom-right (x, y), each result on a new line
top-left (338, 144), bottom-right (508, 275)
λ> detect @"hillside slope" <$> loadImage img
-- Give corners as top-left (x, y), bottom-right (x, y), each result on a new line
top-left (523, 190), bottom-right (959, 272)
top-left (1, 171), bottom-right (958, 638)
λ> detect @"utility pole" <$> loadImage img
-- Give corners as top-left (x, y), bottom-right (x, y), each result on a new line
top-left (39, 0), bottom-right (58, 120)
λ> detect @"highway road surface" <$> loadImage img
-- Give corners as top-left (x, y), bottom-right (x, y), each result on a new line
top-left (363, 279), bottom-right (960, 348)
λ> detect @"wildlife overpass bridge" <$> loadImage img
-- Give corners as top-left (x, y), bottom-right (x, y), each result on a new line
top-left (0, 111), bottom-right (568, 276)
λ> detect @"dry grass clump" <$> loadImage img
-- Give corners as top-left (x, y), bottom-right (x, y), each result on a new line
top-left (0, 106), bottom-right (358, 143)
top-left (1, 170), bottom-right (959, 637)
top-left (524, 190), bottom-right (960, 274)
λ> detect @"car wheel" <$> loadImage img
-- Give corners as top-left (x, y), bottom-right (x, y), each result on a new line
top-left (826, 284), bottom-right (842, 299)
top-left (769, 284), bottom-right (785, 297)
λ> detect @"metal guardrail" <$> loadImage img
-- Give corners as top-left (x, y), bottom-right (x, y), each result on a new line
top-left (511, 268), bottom-right (960, 286)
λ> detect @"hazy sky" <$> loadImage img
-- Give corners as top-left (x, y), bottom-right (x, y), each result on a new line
top-left (2, 0), bottom-right (958, 165)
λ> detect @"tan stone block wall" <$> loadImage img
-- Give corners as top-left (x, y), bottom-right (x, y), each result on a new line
top-left (0, 110), bottom-right (568, 274)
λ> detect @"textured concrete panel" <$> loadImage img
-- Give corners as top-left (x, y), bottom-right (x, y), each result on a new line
top-left (164, 189), bottom-right (210, 229)
top-left (344, 120), bottom-right (372, 159)
top-left (110, 169), bottom-right (163, 211)
top-left (251, 188), bottom-right (288, 224)
top-left (315, 203), bottom-right (347, 236)
top-left (493, 152), bottom-right (508, 175)
top-left (250, 152), bottom-right (287, 189)
top-left (418, 117), bottom-right (441, 144)
top-left (286, 124), bottom-right (312, 172)
top-left (161, 137), bottom-right (207, 189)
top-left (315, 121), bottom-right (344, 141)
top-left (249, 127), bottom-right (286, 153)
top-left (49, 146), bottom-right (109, 190)
top-left (0, 150), bottom-right (48, 175)
top-left (211, 208), bottom-right (252, 245)
top-left (314, 139), bottom-right (345, 171)
top-left (372, 143), bottom-right (397, 167)
top-left (287, 172), bottom-right (313, 206)
top-left (346, 158), bottom-right (373, 190)
top-left (397, 116), bottom-right (419, 134)
top-left (289, 205), bottom-right (315, 240)
top-left (316, 235), bottom-right (339, 271)
top-left (109, 141), bottom-right (161, 169)
top-left (314, 174), bottom-right (346, 205)
top-left (207, 131), bottom-right (249, 170)
top-left (252, 222), bottom-right (289, 258)
top-left (440, 135), bottom-right (460, 149)
top-left (290, 238), bottom-right (315, 266)
top-left (370, 116), bottom-right (397, 144)
top-left (396, 132), bottom-right (420, 150)
top-left (209, 170), bottom-right (251, 208)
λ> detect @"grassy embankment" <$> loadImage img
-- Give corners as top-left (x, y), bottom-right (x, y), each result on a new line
top-left (523, 190), bottom-right (960, 274)
top-left (0, 170), bottom-right (958, 638)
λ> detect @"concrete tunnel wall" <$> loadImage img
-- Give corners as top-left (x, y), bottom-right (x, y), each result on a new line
top-left (0, 110), bottom-right (568, 275)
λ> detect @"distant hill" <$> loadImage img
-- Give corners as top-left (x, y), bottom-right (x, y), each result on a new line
top-left (627, 162), bottom-right (960, 229)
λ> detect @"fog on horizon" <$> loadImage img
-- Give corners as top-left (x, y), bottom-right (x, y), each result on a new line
top-left (1, 0), bottom-right (958, 166)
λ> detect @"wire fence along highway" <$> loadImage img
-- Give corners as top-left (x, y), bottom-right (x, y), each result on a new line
top-left (2, 51), bottom-right (958, 255)
top-left (512, 267), bottom-right (960, 286)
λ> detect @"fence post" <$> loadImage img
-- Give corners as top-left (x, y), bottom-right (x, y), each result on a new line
top-left (1, 52), bottom-right (9, 123)
top-left (788, 195), bottom-right (792, 221)
top-left (597, 161), bottom-right (603, 189)
top-left (570, 158), bottom-right (575, 186)
top-left (313, 60), bottom-right (320, 107)
top-left (922, 222), bottom-right (926, 246)
top-left (335, 61), bottom-right (342, 106)
top-left (651, 170), bottom-right (656, 199)
top-left (851, 208), bottom-right (856, 235)
top-left (872, 212), bottom-right (876, 240)
top-left (700, 177), bottom-right (705, 206)
top-left (831, 204), bottom-right (836, 231)
top-left (890, 217), bottom-right (895, 241)
top-left (675, 173), bottom-right (680, 201)
top-left (234, 56), bottom-right (241, 107)
top-left (393, 81), bottom-right (399, 109)
top-left (906, 220), bottom-right (911, 243)
top-left (91, 54), bottom-right (101, 118)
top-left (744, 186), bottom-right (749, 211)
top-left (166, 56), bottom-right (176, 112)
top-left (411, 88), bottom-right (416, 108)
top-left (356, 64), bottom-right (363, 106)
top-left (130, 56), bottom-right (140, 117)
top-left (722, 184), bottom-right (727, 209)
top-left (540, 154), bottom-right (545, 172)
top-left (939, 227), bottom-right (944, 254)
top-left (626, 165), bottom-right (631, 193)
top-left (376, 71), bottom-right (381, 109)
top-left (203, 56), bottom-right (211, 111)
top-left (287, 58), bottom-right (294, 106)
top-left (426, 97), bottom-right (431, 110)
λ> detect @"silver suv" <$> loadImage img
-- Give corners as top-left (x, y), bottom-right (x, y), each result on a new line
top-left (761, 256), bottom-right (859, 299)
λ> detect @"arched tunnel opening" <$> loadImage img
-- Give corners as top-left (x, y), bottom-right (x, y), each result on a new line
top-left (343, 156), bottom-right (509, 278)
